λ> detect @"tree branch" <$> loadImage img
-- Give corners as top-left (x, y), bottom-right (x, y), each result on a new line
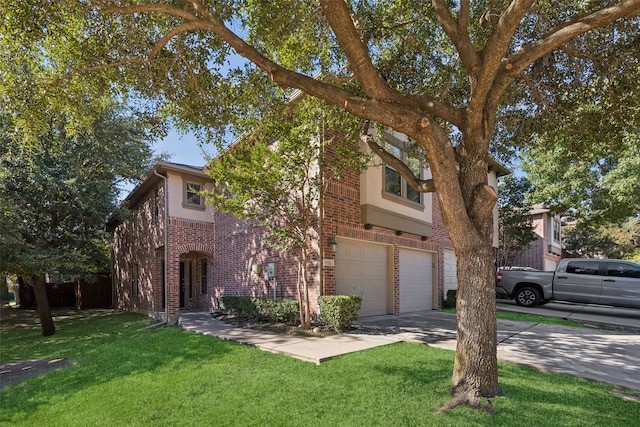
top-left (519, 71), bottom-right (551, 109)
top-left (48, 19), bottom-right (202, 87)
top-left (318, 0), bottom-right (392, 100)
top-left (91, 0), bottom-right (198, 21)
top-left (89, 1), bottom-right (462, 130)
top-left (493, 0), bottom-right (640, 98)
top-left (393, 93), bottom-right (464, 127)
top-left (361, 128), bottom-right (436, 193)
top-left (432, 0), bottom-right (481, 76)
top-left (472, 0), bottom-right (534, 111)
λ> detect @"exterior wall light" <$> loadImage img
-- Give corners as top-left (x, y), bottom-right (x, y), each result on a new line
top-left (328, 236), bottom-right (338, 253)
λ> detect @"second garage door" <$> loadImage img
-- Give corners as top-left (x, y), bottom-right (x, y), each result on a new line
top-left (399, 248), bottom-right (434, 313)
top-left (336, 239), bottom-right (389, 317)
top-left (443, 249), bottom-right (458, 298)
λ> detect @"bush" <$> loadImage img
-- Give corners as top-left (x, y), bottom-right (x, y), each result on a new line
top-left (444, 290), bottom-right (457, 309)
top-left (318, 295), bottom-right (362, 332)
top-left (218, 296), bottom-right (299, 323)
top-left (218, 296), bottom-right (259, 318)
top-left (253, 298), bottom-right (299, 324)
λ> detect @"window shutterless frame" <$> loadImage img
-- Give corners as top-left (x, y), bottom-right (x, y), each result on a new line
top-left (382, 138), bottom-right (423, 205)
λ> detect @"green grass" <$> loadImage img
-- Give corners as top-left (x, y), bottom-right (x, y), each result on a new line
top-left (442, 307), bottom-right (587, 328)
top-left (495, 310), bottom-right (589, 328)
top-left (1, 309), bottom-right (639, 426)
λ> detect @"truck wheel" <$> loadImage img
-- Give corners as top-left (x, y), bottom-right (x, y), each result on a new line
top-left (515, 287), bottom-right (541, 307)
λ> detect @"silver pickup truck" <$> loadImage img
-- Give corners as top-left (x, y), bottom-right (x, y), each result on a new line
top-left (496, 258), bottom-right (640, 308)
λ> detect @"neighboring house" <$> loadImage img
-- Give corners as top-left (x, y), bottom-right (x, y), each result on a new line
top-left (510, 204), bottom-right (562, 271)
top-left (108, 134), bottom-right (509, 321)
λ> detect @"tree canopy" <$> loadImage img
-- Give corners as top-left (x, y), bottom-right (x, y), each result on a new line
top-left (2, 0), bottom-right (638, 409)
top-left (496, 175), bottom-right (537, 268)
top-left (0, 105), bottom-right (157, 278)
top-left (0, 103), bottom-right (158, 335)
top-left (563, 217), bottom-right (640, 260)
top-left (522, 129), bottom-right (639, 226)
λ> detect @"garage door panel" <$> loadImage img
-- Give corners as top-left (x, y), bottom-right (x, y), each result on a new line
top-left (399, 249), bottom-right (433, 313)
top-left (336, 239), bottom-right (388, 317)
top-left (444, 249), bottom-right (458, 295)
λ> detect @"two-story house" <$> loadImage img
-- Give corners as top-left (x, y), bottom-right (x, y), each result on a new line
top-left (109, 133), bottom-right (509, 321)
top-left (510, 204), bottom-right (562, 271)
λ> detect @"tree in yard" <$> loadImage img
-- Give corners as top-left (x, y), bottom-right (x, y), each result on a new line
top-left (562, 217), bottom-right (640, 260)
top-left (2, 0), bottom-right (639, 410)
top-left (516, 16), bottom-right (639, 230)
top-left (522, 130), bottom-right (640, 228)
top-left (205, 98), bottom-right (368, 329)
top-left (496, 176), bottom-right (537, 268)
top-left (0, 106), bottom-right (158, 336)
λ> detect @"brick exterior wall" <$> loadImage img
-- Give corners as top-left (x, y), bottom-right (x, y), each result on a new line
top-left (320, 178), bottom-right (453, 313)
top-left (211, 210), bottom-right (320, 311)
top-left (112, 135), bottom-right (457, 320)
top-left (111, 173), bottom-right (216, 321)
top-left (167, 217), bottom-right (215, 316)
top-left (511, 213), bottom-right (561, 270)
top-left (112, 183), bottom-right (165, 317)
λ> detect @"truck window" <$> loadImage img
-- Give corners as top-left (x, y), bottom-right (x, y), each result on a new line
top-left (606, 262), bottom-right (640, 279)
top-left (565, 261), bottom-right (600, 275)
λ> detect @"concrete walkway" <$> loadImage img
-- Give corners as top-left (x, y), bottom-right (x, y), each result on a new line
top-left (178, 313), bottom-right (402, 365)
top-left (178, 309), bottom-right (640, 392)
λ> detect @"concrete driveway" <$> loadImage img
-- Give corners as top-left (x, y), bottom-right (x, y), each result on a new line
top-left (354, 306), bottom-right (640, 392)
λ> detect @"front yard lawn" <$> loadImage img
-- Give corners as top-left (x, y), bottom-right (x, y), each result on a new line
top-left (1, 308), bottom-right (638, 426)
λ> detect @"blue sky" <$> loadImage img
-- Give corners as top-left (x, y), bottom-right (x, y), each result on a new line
top-left (117, 128), bottom-right (215, 200)
top-left (153, 128), bottom-right (215, 167)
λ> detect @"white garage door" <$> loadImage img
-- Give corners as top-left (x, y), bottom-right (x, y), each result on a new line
top-left (399, 249), bottom-right (433, 313)
top-left (443, 249), bottom-right (458, 299)
top-left (336, 239), bottom-right (389, 317)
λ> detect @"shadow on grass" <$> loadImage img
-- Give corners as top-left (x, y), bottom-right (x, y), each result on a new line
top-left (0, 308), bottom-right (235, 422)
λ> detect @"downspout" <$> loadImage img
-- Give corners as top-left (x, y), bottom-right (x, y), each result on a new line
top-left (318, 117), bottom-right (324, 297)
top-left (152, 168), bottom-right (169, 326)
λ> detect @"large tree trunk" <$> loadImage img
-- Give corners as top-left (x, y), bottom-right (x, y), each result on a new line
top-left (426, 128), bottom-right (501, 411)
top-left (452, 241), bottom-right (500, 395)
top-left (31, 274), bottom-right (55, 336)
top-left (436, 218), bottom-right (500, 413)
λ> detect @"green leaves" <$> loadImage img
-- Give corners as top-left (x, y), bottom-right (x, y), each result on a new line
top-left (563, 218), bottom-right (640, 261)
top-left (205, 96), bottom-right (368, 252)
top-left (497, 176), bottom-right (537, 268)
top-left (0, 104), bottom-right (156, 277)
top-left (522, 128), bottom-right (639, 226)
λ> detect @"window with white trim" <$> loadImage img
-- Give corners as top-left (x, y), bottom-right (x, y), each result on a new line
top-left (383, 139), bottom-right (422, 204)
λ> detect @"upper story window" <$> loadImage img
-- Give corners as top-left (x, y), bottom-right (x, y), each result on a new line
top-left (133, 210), bottom-right (140, 236)
top-left (552, 217), bottom-right (561, 243)
top-left (184, 181), bottom-right (205, 210)
top-left (383, 138), bottom-right (422, 205)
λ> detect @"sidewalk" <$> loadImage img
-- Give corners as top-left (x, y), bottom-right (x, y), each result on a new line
top-left (178, 312), bottom-right (402, 365)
